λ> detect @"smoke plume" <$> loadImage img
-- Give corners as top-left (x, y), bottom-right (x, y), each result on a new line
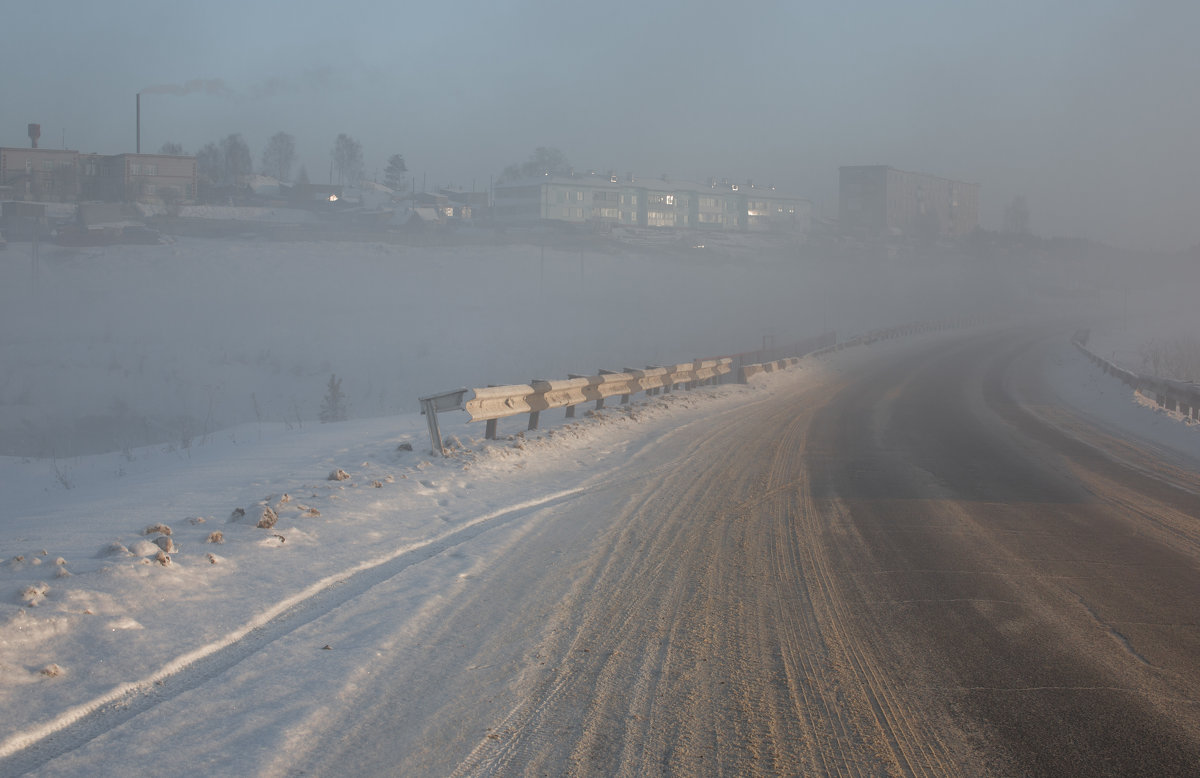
top-left (140, 78), bottom-right (231, 97)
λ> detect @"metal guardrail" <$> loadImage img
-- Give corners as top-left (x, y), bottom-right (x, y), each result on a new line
top-left (738, 357), bottom-right (802, 383)
top-left (420, 359), bottom-right (731, 455)
top-left (418, 388), bottom-right (469, 455)
top-left (419, 318), bottom-right (977, 455)
top-left (1071, 331), bottom-right (1200, 420)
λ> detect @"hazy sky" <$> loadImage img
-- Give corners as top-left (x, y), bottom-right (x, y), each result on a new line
top-left (3, 1), bottom-right (1198, 250)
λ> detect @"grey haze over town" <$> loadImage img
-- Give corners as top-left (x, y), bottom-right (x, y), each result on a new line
top-left (4, 2), bottom-right (1200, 776)
top-left (3, 0), bottom-right (1199, 250)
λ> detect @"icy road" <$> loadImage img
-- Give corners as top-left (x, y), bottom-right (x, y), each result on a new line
top-left (5, 328), bottom-right (1200, 776)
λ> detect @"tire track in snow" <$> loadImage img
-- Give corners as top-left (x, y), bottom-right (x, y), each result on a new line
top-left (0, 487), bottom-right (589, 776)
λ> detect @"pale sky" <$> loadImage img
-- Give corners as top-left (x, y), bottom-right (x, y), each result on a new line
top-left (3, 0), bottom-right (1198, 250)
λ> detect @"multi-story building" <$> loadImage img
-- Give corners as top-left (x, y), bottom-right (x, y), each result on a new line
top-left (100, 153), bottom-right (197, 204)
top-left (0, 147), bottom-right (81, 202)
top-left (839, 165), bottom-right (978, 239)
top-left (494, 173), bottom-right (811, 234)
top-left (2, 147), bottom-right (197, 205)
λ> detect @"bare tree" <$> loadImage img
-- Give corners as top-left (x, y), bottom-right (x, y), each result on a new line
top-left (261, 131), bottom-right (297, 182)
top-left (384, 153), bottom-right (407, 192)
top-left (220, 134), bottom-right (252, 185)
top-left (159, 141), bottom-right (184, 155)
top-left (497, 146), bottom-right (572, 182)
top-left (331, 134), bottom-right (363, 186)
top-left (196, 142), bottom-right (222, 199)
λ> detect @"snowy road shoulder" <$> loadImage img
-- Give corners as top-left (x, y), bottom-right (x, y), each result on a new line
top-left (0, 357), bottom-right (833, 768)
top-left (1032, 334), bottom-right (1200, 467)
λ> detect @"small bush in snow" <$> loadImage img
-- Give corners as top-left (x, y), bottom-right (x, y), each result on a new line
top-left (207, 531), bottom-right (224, 544)
top-left (155, 550), bottom-right (171, 566)
top-left (256, 506), bottom-right (279, 530)
top-left (100, 542), bottom-right (131, 558)
top-left (230, 507), bottom-right (246, 520)
top-left (372, 480), bottom-right (383, 488)
top-left (187, 517), bottom-right (206, 525)
top-left (20, 583), bottom-right (50, 607)
top-left (40, 664), bottom-right (63, 678)
top-left (329, 468), bottom-right (350, 481)
top-left (206, 553), bottom-right (219, 564)
top-left (303, 507), bottom-right (321, 517)
top-left (154, 536), bottom-right (176, 553)
top-left (396, 442), bottom-right (413, 452)
top-left (144, 523), bottom-right (172, 536)
top-left (55, 566), bottom-right (72, 579)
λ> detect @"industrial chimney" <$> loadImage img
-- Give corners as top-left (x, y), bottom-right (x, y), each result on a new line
top-left (28, 124), bottom-right (40, 149)
top-left (136, 93), bottom-right (140, 154)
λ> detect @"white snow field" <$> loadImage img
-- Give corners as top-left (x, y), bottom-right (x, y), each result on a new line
top-left (2, 232), bottom-right (1196, 774)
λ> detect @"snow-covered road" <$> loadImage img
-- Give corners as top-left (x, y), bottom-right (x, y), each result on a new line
top-left (6, 323), bottom-right (1200, 776)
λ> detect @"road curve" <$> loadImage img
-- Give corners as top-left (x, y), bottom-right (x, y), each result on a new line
top-left (301, 328), bottom-right (1200, 777)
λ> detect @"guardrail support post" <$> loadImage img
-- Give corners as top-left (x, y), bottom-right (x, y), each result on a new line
top-left (598, 369), bottom-right (618, 408)
top-left (420, 397), bottom-right (444, 456)
top-left (528, 379), bottom-right (544, 428)
top-left (418, 388), bottom-right (467, 457)
top-left (485, 419), bottom-right (498, 440)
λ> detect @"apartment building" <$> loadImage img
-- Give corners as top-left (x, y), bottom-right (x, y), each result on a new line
top-left (839, 165), bottom-right (979, 238)
top-left (494, 174), bottom-right (811, 234)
